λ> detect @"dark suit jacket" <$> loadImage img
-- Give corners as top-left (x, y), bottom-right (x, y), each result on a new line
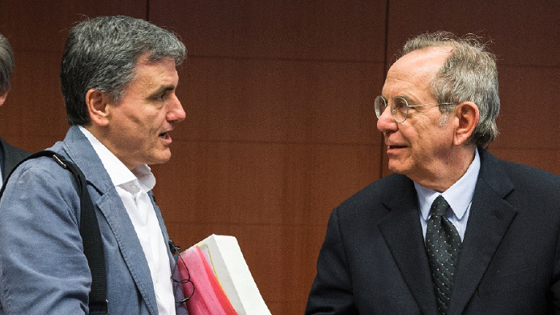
top-left (306, 149), bottom-right (560, 315)
top-left (0, 136), bottom-right (29, 181)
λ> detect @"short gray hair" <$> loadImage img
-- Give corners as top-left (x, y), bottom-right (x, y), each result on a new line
top-left (398, 31), bottom-right (500, 148)
top-left (60, 15), bottom-right (187, 126)
top-left (0, 33), bottom-right (15, 93)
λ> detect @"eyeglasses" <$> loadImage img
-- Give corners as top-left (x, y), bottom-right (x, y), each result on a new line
top-left (374, 95), bottom-right (454, 123)
top-left (169, 240), bottom-right (195, 305)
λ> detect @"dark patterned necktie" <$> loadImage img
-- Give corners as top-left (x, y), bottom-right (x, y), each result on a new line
top-left (425, 195), bottom-right (462, 315)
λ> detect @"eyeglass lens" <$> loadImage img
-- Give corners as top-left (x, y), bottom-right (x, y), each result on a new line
top-left (374, 96), bottom-right (387, 119)
top-left (374, 96), bottom-right (409, 123)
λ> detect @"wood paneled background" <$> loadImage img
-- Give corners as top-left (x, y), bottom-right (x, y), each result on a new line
top-left (0, 1), bottom-right (558, 314)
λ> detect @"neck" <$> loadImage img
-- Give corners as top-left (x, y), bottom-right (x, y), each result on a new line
top-left (413, 146), bottom-right (477, 192)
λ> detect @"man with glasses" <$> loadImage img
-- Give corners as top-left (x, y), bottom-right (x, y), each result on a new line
top-left (0, 16), bottom-right (188, 314)
top-left (306, 31), bottom-right (560, 315)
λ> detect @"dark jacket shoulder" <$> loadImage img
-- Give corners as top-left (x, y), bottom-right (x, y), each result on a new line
top-left (0, 136), bottom-right (30, 180)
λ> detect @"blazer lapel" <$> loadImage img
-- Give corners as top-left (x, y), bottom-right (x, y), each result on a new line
top-left (151, 194), bottom-right (189, 314)
top-left (379, 179), bottom-right (439, 315)
top-left (447, 149), bottom-right (517, 315)
top-left (150, 194), bottom-right (178, 279)
top-left (96, 191), bottom-right (160, 315)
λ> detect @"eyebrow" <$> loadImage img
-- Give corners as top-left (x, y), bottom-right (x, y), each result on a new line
top-left (382, 94), bottom-right (414, 105)
top-left (402, 95), bottom-right (434, 107)
top-left (394, 95), bottom-right (414, 102)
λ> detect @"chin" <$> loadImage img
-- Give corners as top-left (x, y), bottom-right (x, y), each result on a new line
top-left (145, 153), bottom-right (172, 166)
top-left (153, 157), bottom-right (172, 165)
top-left (387, 161), bottom-right (401, 173)
top-left (387, 162), bottom-right (410, 176)
top-left (159, 152), bottom-right (173, 164)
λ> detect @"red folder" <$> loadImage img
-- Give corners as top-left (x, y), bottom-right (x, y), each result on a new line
top-left (178, 246), bottom-right (238, 315)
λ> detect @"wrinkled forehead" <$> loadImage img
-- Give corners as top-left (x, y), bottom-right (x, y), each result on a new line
top-left (383, 47), bottom-right (452, 97)
top-left (392, 46), bottom-right (452, 79)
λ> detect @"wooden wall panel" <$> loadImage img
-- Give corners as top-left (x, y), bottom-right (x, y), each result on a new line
top-left (150, 1), bottom-right (386, 314)
top-left (151, 0), bottom-right (385, 61)
top-left (1, 51), bottom-right (67, 151)
top-left (155, 142), bottom-right (378, 227)
top-left (385, 0), bottom-right (560, 67)
top-left (175, 58), bottom-right (379, 144)
top-left (3, 1), bottom-right (556, 314)
top-left (0, 1), bottom-right (146, 52)
top-left (0, 0), bottom-right (147, 151)
top-left (491, 66), bottom-right (560, 173)
top-left (154, 141), bottom-right (377, 313)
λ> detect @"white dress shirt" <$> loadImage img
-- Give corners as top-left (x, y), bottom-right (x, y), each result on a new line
top-left (415, 148), bottom-right (481, 241)
top-left (79, 126), bottom-right (176, 315)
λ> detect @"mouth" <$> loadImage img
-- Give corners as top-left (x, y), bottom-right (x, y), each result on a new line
top-left (386, 144), bottom-right (407, 156)
top-left (159, 131), bottom-right (172, 145)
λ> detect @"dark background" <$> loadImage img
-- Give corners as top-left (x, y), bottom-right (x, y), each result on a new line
top-left (1, 1), bottom-right (559, 314)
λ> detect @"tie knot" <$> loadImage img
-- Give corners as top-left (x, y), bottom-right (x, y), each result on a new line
top-left (430, 195), bottom-right (449, 217)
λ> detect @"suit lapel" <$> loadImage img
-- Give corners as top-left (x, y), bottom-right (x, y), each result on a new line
top-left (378, 150), bottom-right (518, 315)
top-left (447, 149), bottom-right (517, 315)
top-left (96, 190), bottom-right (160, 315)
top-left (379, 178), bottom-right (439, 315)
top-left (150, 193), bottom-right (177, 275)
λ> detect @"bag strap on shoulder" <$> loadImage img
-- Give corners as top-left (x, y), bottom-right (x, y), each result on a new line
top-left (0, 150), bottom-right (108, 314)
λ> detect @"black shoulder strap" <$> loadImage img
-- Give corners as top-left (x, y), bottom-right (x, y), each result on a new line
top-left (0, 150), bottom-right (108, 314)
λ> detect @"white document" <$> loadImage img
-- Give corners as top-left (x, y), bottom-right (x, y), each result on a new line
top-left (195, 234), bottom-right (272, 315)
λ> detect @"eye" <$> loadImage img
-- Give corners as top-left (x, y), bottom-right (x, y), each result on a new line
top-left (393, 97), bottom-right (408, 112)
top-left (153, 91), bottom-right (168, 102)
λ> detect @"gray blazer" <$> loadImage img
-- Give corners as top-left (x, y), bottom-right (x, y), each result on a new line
top-left (306, 149), bottom-right (560, 314)
top-left (0, 126), bottom-right (188, 314)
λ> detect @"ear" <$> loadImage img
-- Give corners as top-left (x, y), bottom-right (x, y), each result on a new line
top-left (453, 102), bottom-right (479, 146)
top-left (85, 89), bottom-right (111, 126)
top-left (0, 90), bottom-right (8, 107)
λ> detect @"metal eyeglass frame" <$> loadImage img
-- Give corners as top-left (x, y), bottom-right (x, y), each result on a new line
top-left (374, 95), bottom-right (454, 123)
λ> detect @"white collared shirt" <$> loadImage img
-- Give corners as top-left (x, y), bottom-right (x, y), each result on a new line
top-left (415, 148), bottom-right (481, 241)
top-left (79, 126), bottom-right (176, 315)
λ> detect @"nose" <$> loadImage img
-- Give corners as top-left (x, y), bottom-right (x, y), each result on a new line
top-left (376, 106), bottom-right (398, 133)
top-left (167, 95), bottom-right (186, 123)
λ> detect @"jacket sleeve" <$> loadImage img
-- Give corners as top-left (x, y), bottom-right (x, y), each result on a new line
top-left (305, 207), bottom-right (359, 315)
top-left (0, 158), bottom-right (90, 314)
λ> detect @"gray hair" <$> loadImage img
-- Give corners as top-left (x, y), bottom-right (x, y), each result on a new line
top-left (398, 31), bottom-right (500, 148)
top-left (60, 15), bottom-right (187, 126)
top-left (0, 33), bottom-right (15, 93)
